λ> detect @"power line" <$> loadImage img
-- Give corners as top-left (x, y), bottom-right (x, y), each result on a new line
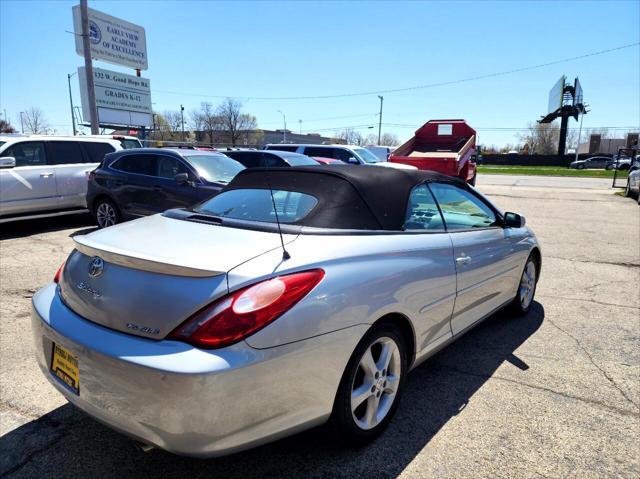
top-left (153, 42), bottom-right (639, 101)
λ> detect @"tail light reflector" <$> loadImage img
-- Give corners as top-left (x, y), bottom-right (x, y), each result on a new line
top-left (168, 269), bottom-right (324, 349)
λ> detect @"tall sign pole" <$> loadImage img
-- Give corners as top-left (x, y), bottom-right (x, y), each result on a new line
top-left (80, 0), bottom-right (99, 134)
top-left (377, 95), bottom-right (384, 145)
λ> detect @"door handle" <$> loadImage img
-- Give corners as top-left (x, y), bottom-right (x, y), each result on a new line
top-left (40, 172), bottom-right (54, 178)
top-left (455, 255), bottom-right (472, 265)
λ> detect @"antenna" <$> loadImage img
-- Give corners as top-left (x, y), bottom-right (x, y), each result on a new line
top-left (263, 153), bottom-right (290, 260)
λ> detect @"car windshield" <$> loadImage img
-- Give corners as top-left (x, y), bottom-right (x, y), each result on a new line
top-left (354, 147), bottom-right (383, 164)
top-left (184, 154), bottom-right (245, 184)
top-left (280, 153), bottom-right (319, 166)
top-left (120, 139), bottom-right (142, 149)
top-left (194, 188), bottom-right (318, 223)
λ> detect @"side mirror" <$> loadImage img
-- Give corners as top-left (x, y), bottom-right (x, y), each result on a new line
top-left (174, 172), bottom-right (190, 185)
top-left (0, 156), bottom-right (16, 169)
top-left (504, 212), bottom-right (526, 228)
top-left (346, 157), bottom-right (359, 165)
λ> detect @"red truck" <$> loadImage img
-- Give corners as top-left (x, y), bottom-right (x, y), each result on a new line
top-left (389, 119), bottom-right (478, 185)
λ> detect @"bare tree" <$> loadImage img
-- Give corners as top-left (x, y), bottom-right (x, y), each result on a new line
top-left (518, 122), bottom-right (558, 154)
top-left (22, 107), bottom-right (49, 134)
top-left (163, 110), bottom-right (183, 138)
top-left (199, 102), bottom-right (222, 145)
top-left (0, 119), bottom-right (16, 133)
top-left (380, 132), bottom-right (400, 146)
top-left (215, 98), bottom-right (257, 146)
top-left (336, 128), bottom-right (364, 145)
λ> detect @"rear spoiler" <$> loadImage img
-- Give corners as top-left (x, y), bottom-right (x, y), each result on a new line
top-left (73, 236), bottom-right (224, 278)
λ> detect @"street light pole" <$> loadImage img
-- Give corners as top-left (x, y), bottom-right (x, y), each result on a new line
top-left (19, 112), bottom-right (25, 133)
top-left (277, 110), bottom-right (287, 143)
top-left (377, 95), bottom-right (384, 145)
top-left (299, 119), bottom-right (302, 135)
top-left (68, 72), bottom-right (77, 136)
top-left (180, 104), bottom-right (185, 141)
top-left (575, 107), bottom-right (587, 164)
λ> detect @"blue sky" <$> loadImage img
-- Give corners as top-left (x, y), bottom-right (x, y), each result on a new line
top-left (1, 0), bottom-right (638, 147)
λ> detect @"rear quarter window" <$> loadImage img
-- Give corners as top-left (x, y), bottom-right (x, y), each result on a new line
top-left (81, 142), bottom-right (116, 163)
top-left (46, 141), bottom-right (87, 165)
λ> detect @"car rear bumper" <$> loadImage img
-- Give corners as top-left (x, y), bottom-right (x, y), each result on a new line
top-left (31, 283), bottom-right (367, 457)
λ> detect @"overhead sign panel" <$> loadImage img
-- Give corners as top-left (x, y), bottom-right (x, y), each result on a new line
top-left (79, 67), bottom-right (152, 127)
top-left (73, 5), bottom-right (148, 70)
top-left (547, 75), bottom-right (566, 116)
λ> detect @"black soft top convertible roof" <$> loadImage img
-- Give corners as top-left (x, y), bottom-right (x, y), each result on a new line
top-left (224, 165), bottom-right (464, 231)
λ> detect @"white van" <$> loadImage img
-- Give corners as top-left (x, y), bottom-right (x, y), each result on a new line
top-left (0, 135), bottom-right (123, 222)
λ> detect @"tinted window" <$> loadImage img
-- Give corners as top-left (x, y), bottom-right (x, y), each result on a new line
top-left (47, 141), bottom-right (86, 165)
top-left (303, 147), bottom-right (336, 158)
top-left (266, 145), bottom-right (298, 152)
top-left (111, 154), bottom-right (155, 176)
top-left (183, 154), bottom-right (244, 184)
top-left (264, 154), bottom-right (286, 167)
top-left (0, 141), bottom-right (46, 166)
top-left (81, 142), bottom-right (115, 163)
top-left (429, 183), bottom-right (497, 230)
top-left (195, 189), bottom-right (317, 223)
top-left (157, 156), bottom-right (188, 179)
top-left (120, 139), bottom-right (142, 149)
top-left (226, 152), bottom-right (262, 168)
top-left (404, 184), bottom-right (445, 231)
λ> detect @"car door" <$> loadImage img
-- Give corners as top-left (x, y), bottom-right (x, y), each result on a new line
top-left (0, 141), bottom-right (56, 216)
top-left (429, 182), bottom-right (520, 335)
top-left (45, 140), bottom-right (100, 210)
top-left (150, 155), bottom-right (200, 212)
top-left (109, 153), bottom-right (157, 216)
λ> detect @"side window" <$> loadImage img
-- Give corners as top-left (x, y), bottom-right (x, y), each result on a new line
top-left (231, 153), bottom-right (261, 168)
top-left (264, 154), bottom-right (286, 167)
top-left (333, 149), bottom-right (356, 162)
top-left (404, 184), bottom-right (445, 231)
top-left (0, 141), bottom-right (46, 166)
top-left (429, 183), bottom-right (498, 230)
top-left (267, 145), bottom-right (297, 152)
top-left (111, 154), bottom-right (156, 176)
top-left (156, 156), bottom-right (188, 179)
top-left (303, 147), bottom-right (333, 158)
top-left (47, 141), bottom-right (86, 165)
top-left (81, 142), bottom-right (115, 163)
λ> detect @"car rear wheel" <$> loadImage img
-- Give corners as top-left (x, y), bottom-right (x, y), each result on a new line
top-left (330, 323), bottom-right (406, 445)
top-left (95, 198), bottom-right (120, 228)
top-left (625, 180), bottom-right (632, 197)
top-left (577, 164), bottom-right (585, 170)
top-left (508, 255), bottom-right (538, 316)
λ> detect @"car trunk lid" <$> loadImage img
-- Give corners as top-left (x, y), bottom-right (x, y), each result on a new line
top-left (59, 214), bottom-right (297, 339)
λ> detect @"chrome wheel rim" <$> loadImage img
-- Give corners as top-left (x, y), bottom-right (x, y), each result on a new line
top-left (519, 261), bottom-right (536, 309)
top-left (351, 336), bottom-right (401, 430)
top-left (96, 203), bottom-right (116, 228)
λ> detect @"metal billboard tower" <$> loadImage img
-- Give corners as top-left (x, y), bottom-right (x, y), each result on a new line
top-left (539, 76), bottom-right (586, 159)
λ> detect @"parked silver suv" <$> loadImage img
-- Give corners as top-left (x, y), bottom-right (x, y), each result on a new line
top-left (0, 136), bottom-right (125, 222)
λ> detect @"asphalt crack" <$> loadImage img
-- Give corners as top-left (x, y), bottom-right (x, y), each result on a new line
top-left (538, 294), bottom-right (640, 310)
top-left (435, 363), bottom-right (639, 418)
top-left (545, 318), bottom-right (640, 411)
top-left (545, 255), bottom-right (640, 269)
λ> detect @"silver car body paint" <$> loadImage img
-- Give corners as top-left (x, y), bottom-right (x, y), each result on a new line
top-left (32, 211), bottom-right (540, 457)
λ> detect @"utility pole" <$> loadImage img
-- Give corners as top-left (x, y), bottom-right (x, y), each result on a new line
top-left (377, 95), bottom-right (384, 145)
top-left (19, 112), bottom-right (24, 133)
top-left (80, 0), bottom-right (99, 134)
top-left (180, 104), bottom-right (185, 141)
top-left (67, 72), bottom-right (77, 136)
top-left (278, 110), bottom-right (286, 143)
top-left (299, 119), bottom-right (302, 135)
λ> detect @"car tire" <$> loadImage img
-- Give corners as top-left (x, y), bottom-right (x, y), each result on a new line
top-left (94, 198), bottom-right (121, 228)
top-left (577, 164), bottom-right (585, 170)
top-left (605, 164), bottom-right (613, 170)
top-left (507, 254), bottom-right (538, 317)
top-left (625, 180), bottom-right (632, 197)
top-left (329, 323), bottom-right (407, 445)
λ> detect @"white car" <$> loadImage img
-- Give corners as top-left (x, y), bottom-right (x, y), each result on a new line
top-left (365, 145), bottom-right (396, 161)
top-left (625, 167), bottom-right (640, 204)
top-left (264, 144), bottom-right (416, 170)
top-left (0, 136), bottom-right (125, 222)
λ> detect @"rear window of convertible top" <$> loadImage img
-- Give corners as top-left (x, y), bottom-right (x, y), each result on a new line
top-left (194, 188), bottom-right (318, 224)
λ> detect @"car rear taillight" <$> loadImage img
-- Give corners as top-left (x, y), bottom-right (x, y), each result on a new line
top-left (168, 269), bottom-right (324, 349)
top-left (53, 261), bottom-right (65, 283)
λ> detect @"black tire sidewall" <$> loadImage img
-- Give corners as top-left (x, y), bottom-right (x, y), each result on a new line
top-left (330, 324), bottom-right (407, 444)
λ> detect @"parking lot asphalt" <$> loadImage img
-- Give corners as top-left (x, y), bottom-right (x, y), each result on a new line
top-left (1, 174), bottom-right (638, 478)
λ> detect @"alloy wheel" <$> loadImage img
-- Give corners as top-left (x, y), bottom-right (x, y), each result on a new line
top-left (350, 336), bottom-right (402, 430)
top-left (519, 260), bottom-right (536, 309)
top-left (96, 202), bottom-right (117, 228)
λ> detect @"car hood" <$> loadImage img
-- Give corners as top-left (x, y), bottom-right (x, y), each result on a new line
top-left (59, 214), bottom-right (298, 339)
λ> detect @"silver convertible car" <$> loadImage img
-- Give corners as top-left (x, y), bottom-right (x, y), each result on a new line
top-left (32, 165), bottom-right (541, 457)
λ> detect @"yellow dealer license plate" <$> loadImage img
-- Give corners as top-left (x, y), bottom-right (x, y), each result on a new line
top-left (50, 343), bottom-right (79, 395)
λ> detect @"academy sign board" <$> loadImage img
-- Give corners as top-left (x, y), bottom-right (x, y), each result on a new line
top-left (73, 5), bottom-right (148, 70)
